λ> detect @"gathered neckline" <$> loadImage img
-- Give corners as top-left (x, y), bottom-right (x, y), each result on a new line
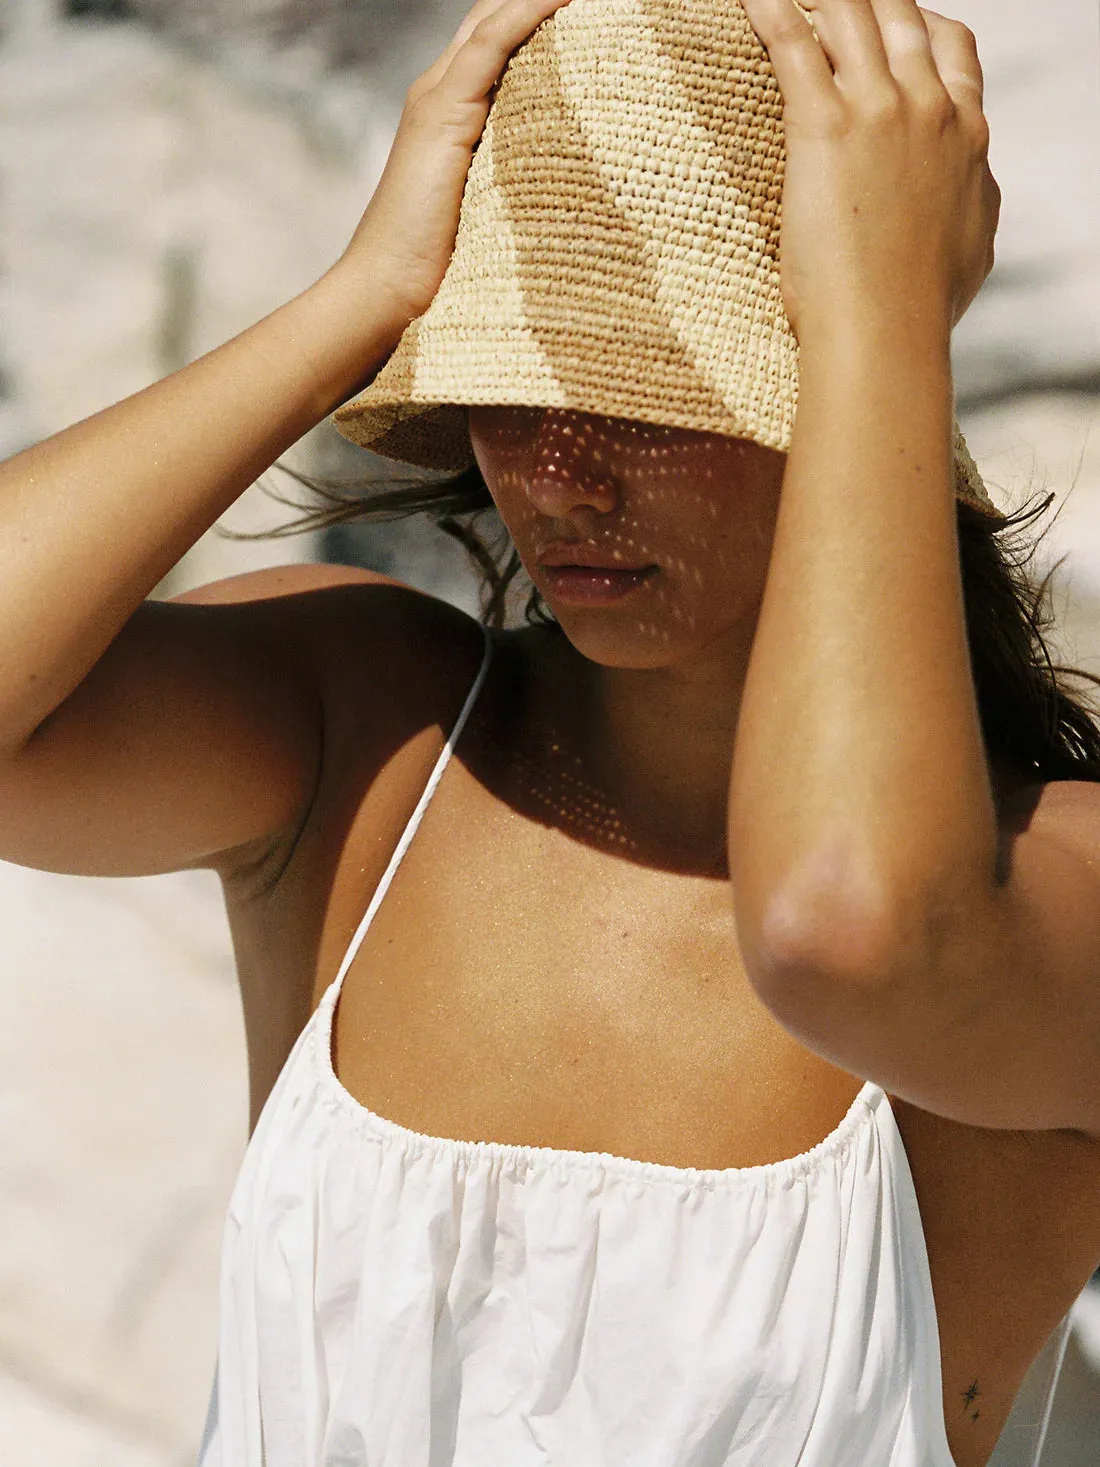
top-left (310, 979), bottom-right (883, 1193)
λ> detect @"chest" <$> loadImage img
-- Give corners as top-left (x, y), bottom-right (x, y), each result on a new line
top-left (226, 660), bottom-right (1100, 1467)
top-left (329, 771), bottom-right (872, 1171)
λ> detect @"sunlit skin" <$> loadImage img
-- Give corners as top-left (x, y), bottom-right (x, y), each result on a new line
top-left (468, 402), bottom-right (787, 868)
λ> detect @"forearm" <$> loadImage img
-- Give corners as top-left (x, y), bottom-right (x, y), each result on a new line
top-left (0, 262), bottom-right (405, 750)
top-left (728, 311), bottom-right (999, 984)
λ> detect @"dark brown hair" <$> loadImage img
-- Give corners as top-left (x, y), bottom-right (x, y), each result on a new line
top-left (224, 453), bottom-right (1100, 786)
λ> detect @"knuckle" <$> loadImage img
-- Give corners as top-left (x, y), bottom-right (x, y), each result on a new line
top-left (772, 14), bottom-right (813, 44)
top-left (402, 90), bottom-right (457, 138)
top-left (468, 11), bottom-right (505, 46)
top-left (403, 87), bottom-right (432, 122)
top-left (918, 88), bottom-right (955, 125)
top-left (859, 88), bottom-right (904, 125)
top-left (950, 19), bottom-right (978, 45)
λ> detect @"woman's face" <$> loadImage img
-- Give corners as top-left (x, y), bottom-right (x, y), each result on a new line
top-left (468, 405), bottom-right (787, 669)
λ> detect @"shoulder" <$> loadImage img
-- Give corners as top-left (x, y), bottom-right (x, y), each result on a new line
top-left (994, 764), bottom-right (1100, 842)
top-left (169, 561), bottom-right (452, 636)
top-left (184, 561), bottom-right (493, 894)
top-left (172, 560), bottom-right (489, 704)
top-left (990, 766), bottom-right (1100, 909)
top-left (168, 561), bottom-right (396, 605)
top-left (296, 565), bottom-right (492, 721)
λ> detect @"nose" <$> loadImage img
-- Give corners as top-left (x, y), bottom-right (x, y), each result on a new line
top-left (524, 409), bottom-right (618, 518)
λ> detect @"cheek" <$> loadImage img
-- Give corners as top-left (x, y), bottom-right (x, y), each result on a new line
top-left (629, 503), bottom-right (740, 583)
top-left (639, 512), bottom-right (775, 625)
top-left (487, 478), bottom-right (541, 548)
top-left (469, 429), bottom-right (535, 520)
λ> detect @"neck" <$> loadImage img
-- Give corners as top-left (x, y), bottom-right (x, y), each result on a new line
top-left (548, 622), bottom-right (756, 875)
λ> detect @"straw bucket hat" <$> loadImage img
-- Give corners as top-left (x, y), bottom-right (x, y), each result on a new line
top-left (333, 0), bottom-right (1003, 521)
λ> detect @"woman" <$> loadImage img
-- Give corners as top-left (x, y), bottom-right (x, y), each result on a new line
top-left (2, 0), bottom-right (1099, 1463)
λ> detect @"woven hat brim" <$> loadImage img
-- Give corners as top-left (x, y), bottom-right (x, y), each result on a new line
top-left (333, 386), bottom-right (1006, 525)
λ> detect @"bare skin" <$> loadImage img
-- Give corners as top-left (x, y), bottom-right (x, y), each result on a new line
top-left (177, 403), bottom-right (1100, 1467)
top-left (0, 0), bottom-right (1097, 1462)
top-left (458, 412), bottom-right (1100, 1467)
top-left (211, 564), bottom-right (1100, 1467)
top-left (432, 409), bottom-right (1100, 1465)
top-left (466, 404), bottom-right (788, 871)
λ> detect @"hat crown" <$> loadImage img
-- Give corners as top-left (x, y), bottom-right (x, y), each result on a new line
top-left (334, 0), bottom-right (1000, 519)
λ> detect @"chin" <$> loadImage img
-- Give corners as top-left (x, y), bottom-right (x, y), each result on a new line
top-left (547, 609), bottom-right (708, 670)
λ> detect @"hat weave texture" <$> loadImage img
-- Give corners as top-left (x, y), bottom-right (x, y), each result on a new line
top-left (334, 0), bottom-right (1002, 520)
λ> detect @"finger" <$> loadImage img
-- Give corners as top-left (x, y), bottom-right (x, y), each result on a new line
top-left (418, 0), bottom-right (508, 87)
top-left (411, 0), bottom-right (499, 96)
top-left (740, 0), bottom-right (841, 115)
top-left (443, 0), bottom-right (572, 92)
top-left (865, 0), bottom-right (939, 80)
top-left (450, 0), bottom-right (521, 51)
top-left (416, 0), bottom-right (568, 98)
top-left (794, 0), bottom-right (896, 97)
top-left (920, 9), bottom-right (986, 113)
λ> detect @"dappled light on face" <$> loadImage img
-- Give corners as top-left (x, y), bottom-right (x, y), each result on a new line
top-left (468, 405), bottom-right (783, 667)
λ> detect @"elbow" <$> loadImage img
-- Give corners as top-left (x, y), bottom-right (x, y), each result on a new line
top-left (753, 898), bottom-right (901, 997)
top-left (739, 846), bottom-right (910, 1007)
top-left (743, 894), bottom-right (909, 1056)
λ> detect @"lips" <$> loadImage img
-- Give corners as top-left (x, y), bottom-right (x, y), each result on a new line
top-left (540, 564), bottom-right (659, 605)
top-left (537, 541), bottom-right (655, 571)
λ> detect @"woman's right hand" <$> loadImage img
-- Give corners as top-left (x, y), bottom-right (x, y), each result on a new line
top-left (341, 0), bottom-right (573, 337)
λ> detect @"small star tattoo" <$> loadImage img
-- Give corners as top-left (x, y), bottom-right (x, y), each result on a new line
top-left (961, 1380), bottom-right (981, 1410)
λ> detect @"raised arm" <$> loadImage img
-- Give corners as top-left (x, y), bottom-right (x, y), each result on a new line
top-left (0, 0), bottom-right (572, 883)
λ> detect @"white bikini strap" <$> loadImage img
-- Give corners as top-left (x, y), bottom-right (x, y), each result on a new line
top-left (329, 622), bottom-right (494, 997)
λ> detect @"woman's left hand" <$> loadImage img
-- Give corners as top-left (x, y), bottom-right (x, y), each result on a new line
top-left (741, 0), bottom-right (1001, 342)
